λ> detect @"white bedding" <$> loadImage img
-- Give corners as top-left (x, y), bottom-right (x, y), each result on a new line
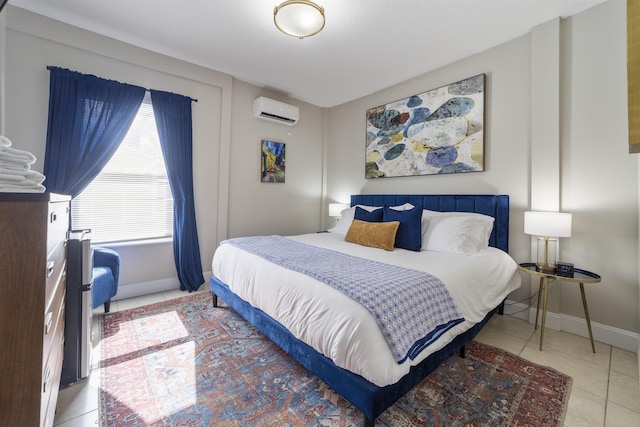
top-left (211, 232), bottom-right (521, 387)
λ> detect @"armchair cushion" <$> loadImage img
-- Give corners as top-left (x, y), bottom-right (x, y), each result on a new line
top-left (92, 247), bottom-right (120, 311)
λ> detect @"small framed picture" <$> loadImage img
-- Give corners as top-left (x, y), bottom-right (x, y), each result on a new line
top-left (261, 140), bottom-right (285, 183)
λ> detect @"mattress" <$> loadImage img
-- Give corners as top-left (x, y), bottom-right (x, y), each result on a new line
top-left (211, 231), bottom-right (521, 387)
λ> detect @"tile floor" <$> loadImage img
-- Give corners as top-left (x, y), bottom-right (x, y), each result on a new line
top-left (54, 285), bottom-right (640, 426)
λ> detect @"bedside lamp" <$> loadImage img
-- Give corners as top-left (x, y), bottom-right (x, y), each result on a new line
top-left (524, 211), bottom-right (572, 273)
top-left (329, 203), bottom-right (349, 220)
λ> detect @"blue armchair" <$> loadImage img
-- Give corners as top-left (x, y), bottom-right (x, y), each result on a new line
top-left (92, 247), bottom-right (120, 313)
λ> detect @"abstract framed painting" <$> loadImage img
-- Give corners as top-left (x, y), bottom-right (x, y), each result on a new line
top-left (365, 74), bottom-right (485, 178)
top-left (261, 140), bottom-right (285, 183)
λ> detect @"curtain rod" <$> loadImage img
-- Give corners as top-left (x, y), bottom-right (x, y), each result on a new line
top-left (45, 66), bottom-right (198, 102)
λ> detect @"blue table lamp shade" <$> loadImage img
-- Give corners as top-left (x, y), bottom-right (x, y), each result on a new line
top-left (524, 211), bottom-right (572, 273)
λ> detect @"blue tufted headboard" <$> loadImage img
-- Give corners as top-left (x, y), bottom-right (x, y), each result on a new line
top-left (350, 194), bottom-right (510, 253)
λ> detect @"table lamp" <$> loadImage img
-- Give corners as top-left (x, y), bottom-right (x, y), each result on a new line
top-left (329, 203), bottom-right (349, 220)
top-left (524, 211), bottom-right (572, 273)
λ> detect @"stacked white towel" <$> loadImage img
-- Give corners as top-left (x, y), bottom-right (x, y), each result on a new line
top-left (0, 136), bottom-right (46, 193)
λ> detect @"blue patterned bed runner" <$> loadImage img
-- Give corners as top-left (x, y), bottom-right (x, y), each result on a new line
top-left (223, 236), bottom-right (464, 364)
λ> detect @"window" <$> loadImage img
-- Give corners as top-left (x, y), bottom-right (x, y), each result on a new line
top-left (71, 99), bottom-right (173, 243)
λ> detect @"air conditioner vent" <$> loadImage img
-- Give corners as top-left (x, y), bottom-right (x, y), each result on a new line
top-left (253, 97), bottom-right (299, 126)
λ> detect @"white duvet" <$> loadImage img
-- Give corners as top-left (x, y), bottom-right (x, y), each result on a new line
top-left (211, 232), bottom-right (521, 387)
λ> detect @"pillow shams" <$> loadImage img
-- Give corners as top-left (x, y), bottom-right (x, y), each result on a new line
top-left (328, 205), bottom-right (378, 234)
top-left (327, 204), bottom-right (392, 234)
top-left (345, 219), bottom-right (400, 251)
top-left (328, 207), bottom-right (355, 234)
top-left (421, 213), bottom-right (494, 255)
top-left (354, 206), bottom-right (383, 222)
top-left (383, 206), bottom-right (422, 251)
top-left (390, 203), bottom-right (414, 211)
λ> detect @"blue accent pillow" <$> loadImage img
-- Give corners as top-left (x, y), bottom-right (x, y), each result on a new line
top-left (354, 206), bottom-right (383, 222)
top-left (383, 206), bottom-right (422, 251)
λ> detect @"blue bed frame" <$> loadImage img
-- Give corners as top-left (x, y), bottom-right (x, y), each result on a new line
top-left (210, 194), bottom-right (510, 426)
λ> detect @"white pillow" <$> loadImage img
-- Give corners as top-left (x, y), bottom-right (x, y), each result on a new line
top-left (390, 203), bottom-right (415, 211)
top-left (421, 211), bottom-right (494, 255)
top-left (356, 204), bottom-right (382, 212)
top-left (327, 205), bottom-right (380, 235)
top-left (420, 209), bottom-right (493, 237)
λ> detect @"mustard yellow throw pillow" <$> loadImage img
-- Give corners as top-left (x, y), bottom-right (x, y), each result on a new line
top-left (345, 219), bottom-right (400, 251)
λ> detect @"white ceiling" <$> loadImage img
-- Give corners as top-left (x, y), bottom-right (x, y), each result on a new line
top-left (9, 0), bottom-right (605, 108)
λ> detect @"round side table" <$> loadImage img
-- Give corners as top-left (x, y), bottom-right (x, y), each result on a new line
top-left (518, 262), bottom-right (601, 352)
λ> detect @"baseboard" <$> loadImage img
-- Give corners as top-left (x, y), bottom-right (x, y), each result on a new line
top-left (111, 287), bottom-right (638, 353)
top-left (112, 270), bottom-right (213, 301)
top-left (504, 299), bottom-right (639, 353)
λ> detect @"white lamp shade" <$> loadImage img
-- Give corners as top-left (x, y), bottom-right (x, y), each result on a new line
top-left (524, 211), bottom-right (572, 238)
top-left (274, 0), bottom-right (325, 38)
top-left (329, 203), bottom-right (349, 217)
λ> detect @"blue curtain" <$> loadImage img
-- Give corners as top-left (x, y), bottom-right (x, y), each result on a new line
top-left (43, 67), bottom-right (145, 197)
top-left (151, 89), bottom-right (205, 292)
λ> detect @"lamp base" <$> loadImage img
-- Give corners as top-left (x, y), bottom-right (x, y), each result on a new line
top-left (536, 263), bottom-right (556, 274)
top-left (536, 236), bottom-right (558, 274)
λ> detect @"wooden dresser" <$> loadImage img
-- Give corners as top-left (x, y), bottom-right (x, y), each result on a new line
top-left (0, 193), bottom-right (70, 427)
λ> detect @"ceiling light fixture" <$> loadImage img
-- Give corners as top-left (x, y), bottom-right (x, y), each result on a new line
top-left (274, 0), bottom-right (325, 39)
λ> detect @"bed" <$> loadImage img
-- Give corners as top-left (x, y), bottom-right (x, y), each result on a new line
top-left (210, 194), bottom-right (520, 426)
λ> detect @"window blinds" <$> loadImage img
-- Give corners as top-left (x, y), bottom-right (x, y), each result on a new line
top-left (71, 100), bottom-right (173, 243)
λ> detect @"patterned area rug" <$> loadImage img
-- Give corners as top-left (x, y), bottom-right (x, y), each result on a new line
top-left (99, 292), bottom-right (572, 426)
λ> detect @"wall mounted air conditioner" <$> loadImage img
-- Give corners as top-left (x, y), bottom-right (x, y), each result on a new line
top-left (253, 96), bottom-right (299, 126)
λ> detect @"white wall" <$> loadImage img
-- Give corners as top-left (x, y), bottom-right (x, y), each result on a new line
top-left (560, 0), bottom-right (637, 333)
top-left (0, 9), bottom-right (6, 132)
top-left (226, 79), bottom-right (325, 238)
top-left (3, 7), bottom-right (230, 296)
top-left (325, 0), bottom-right (638, 343)
top-left (1, 6), bottom-right (326, 299)
top-left (325, 34), bottom-right (532, 304)
top-left (1, 2), bottom-right (637, 344)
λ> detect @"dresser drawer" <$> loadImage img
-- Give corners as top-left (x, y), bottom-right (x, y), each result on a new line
top-left (45, 241), bottom-right (66, 310)
top-left (40, 312), bottom-right (64, 427)
top-left (43, 276), bottom-right (65, 370)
